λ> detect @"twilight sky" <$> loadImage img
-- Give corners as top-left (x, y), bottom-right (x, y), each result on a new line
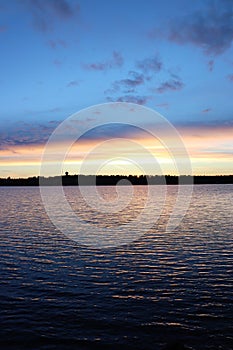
top-left (0, 0), bottom-right (233, 177)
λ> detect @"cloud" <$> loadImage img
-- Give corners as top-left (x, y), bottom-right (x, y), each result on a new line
top-left (82, 51), bottom-right (124, 71)
top-left (25, 0), bottom-right (79, 32)
top-left (0, 116), bottom-right (100, 151)
top-left (154, 77), bottom-right (184, 94)
top-left (78, 123), bottom-right (143, 141)
top-left (0, 122), bottom-right (56, 150)
top-left (0, 120), bottom-right (143, 151)
top-left (108, 71), bottom-right (145, 94)
top-left (53, 59), bottom-right (63, 66)
top-left (112, 51), bottom-right (124, 67)
top-left (105, 54), bottom-right (183, 103)
top-left (176, 117), bottom-right (233, 129)
top-left (151, 0), bottom-right (233, 56)
top-left (156, 103), bottom-right (169, 109)
top-left (67, 80), bottom-right (79, 87)
top-left (202, 108), bottom-right (212, 113)
top-left (48, 39), bottom-right (67, 49)
top-left (227, 74), bottom-right (233, 82)
top-left (208, 60), bottom-right (214, 72)
top-left (106, 95), bottom-right (150, 105)
top-left (136, 55), bottom-right (162, 74)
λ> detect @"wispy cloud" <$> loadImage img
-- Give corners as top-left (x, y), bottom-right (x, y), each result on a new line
top-left (78, 123), bottom-right (144, 141)
top-left (156, 103), bottom-right (169, 109)
top-left (24, 0), bottom-right (80, 32)
top-left (202, 108), bottom-right (212, 113)
top-left (82, 51), bottom-right (124, 71)
top-left (136, 55), bottom-right (162, 74)
top-left (227, 74), bottom-right (233, 82)
top-left (150, 0), bottom-right (233, 56)
top-left (176, 117), bottom-right (233, 129)
top-left (154, 77), bottom-right (184, 94)
top-left (67, 80), bottom-right (79, 87)
top-left (107, 71), bottom-right (145, 95)
top-left (48, 39), bottom-right (67, 49)
top-left (0, 122), bottom-right (58, 150)
top-left (107, 95), bottom-right (150, 105)
top-left (53, 59), bottom-right (63, 67)
top-left (0, 116), bottom-right (100, 151)
top-left (104, 53), bottom-right (184, 105)
top-left (208, 60), bottom-right (214, 72)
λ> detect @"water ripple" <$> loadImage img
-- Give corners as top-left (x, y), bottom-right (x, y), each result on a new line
top-left (0, 185), bottom-right (232, 349)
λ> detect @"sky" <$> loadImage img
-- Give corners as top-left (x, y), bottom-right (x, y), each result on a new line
top-left (0, 0), bottom-right (233, 177)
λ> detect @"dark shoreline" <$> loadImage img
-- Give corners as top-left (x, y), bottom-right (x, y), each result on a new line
top-left (1, 175), bottom-right (233, 186)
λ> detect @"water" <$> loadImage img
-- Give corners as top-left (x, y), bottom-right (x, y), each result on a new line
top-left (0, 185), bottom-right (232, 350)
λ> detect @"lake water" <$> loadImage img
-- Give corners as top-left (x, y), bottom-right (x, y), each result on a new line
top-left (0, 185), bottom-right (232, 350)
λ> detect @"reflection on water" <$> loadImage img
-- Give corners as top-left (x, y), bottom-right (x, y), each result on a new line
top-left (0, 185), bottom-right (232, 350)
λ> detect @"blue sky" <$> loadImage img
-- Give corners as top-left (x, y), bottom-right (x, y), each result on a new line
top-left (0, 0), bottom-right (233, 176)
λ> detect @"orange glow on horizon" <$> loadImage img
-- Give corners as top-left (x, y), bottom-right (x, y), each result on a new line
top-left (1, 125), bottom-right (233, 177)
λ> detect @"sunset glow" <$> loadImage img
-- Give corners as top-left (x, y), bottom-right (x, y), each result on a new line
top-left (1, 124), bottom-right (232, 177)
top-left (0, 0), bottom-right (232, 177)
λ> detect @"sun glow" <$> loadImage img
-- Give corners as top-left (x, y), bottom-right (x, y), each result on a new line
top-left (1, 125), bottom-right (233, 177)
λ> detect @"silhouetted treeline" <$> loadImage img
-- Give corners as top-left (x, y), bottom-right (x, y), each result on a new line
top-left (0, 174), bottom-right (233, 186)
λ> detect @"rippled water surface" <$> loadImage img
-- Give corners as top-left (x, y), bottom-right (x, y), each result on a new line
top-left (0, 185), bottom-right (232, 350)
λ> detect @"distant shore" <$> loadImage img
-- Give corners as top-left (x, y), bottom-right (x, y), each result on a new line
top-left (1, 174), bottom-right (233, 186)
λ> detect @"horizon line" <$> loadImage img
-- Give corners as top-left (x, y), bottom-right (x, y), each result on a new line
top-left (2, 174), bottom-right (233, 180)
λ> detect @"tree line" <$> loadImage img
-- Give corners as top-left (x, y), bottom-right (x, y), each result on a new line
top-left (0, 174), bottom-right (233, 186)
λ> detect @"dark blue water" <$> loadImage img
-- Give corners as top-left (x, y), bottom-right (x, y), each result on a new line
top-left (0, 185), bottom-right (232, 349)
